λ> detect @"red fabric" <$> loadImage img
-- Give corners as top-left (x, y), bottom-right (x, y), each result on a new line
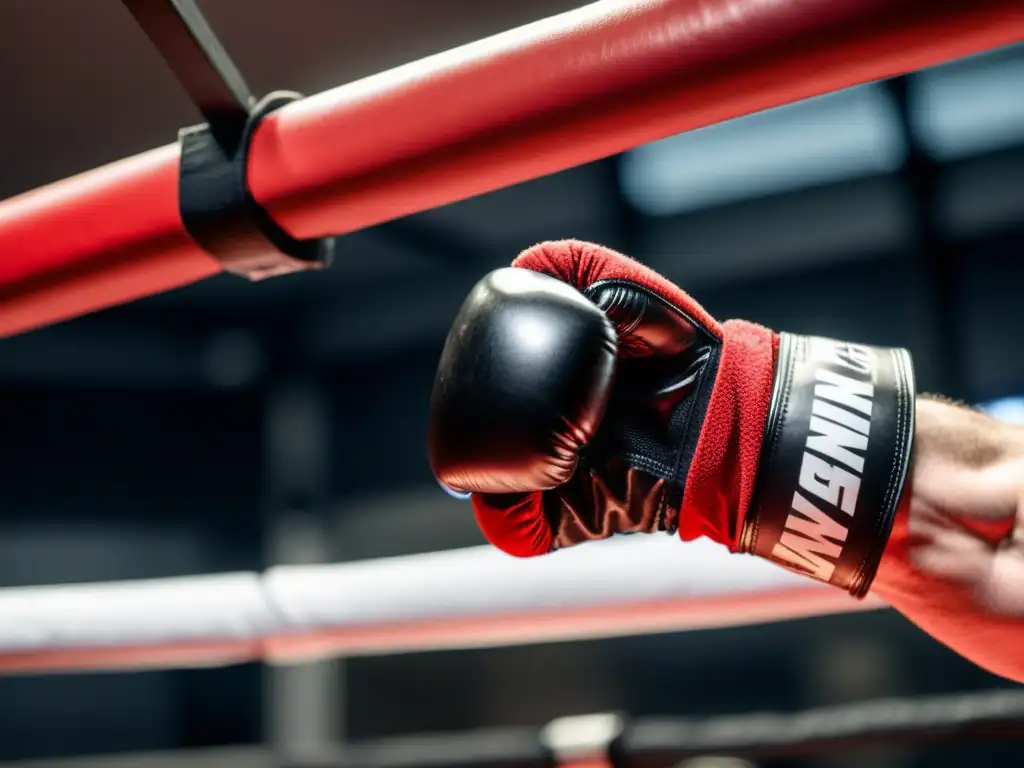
top-left (472, 241), bottom-right (775, 557)
top-left (680, 319), bottom-right (776, 549)
top-left (511, 241), bottom-right (723, 339)
top-left (472, 492), bottom-right (553, 559)
top-left (874, 498), bottom-right (1024, 682)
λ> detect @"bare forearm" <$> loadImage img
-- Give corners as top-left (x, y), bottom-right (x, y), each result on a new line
top-left (911, 396), bottom-right (1024, 523)
top-left (872, 396), bottom-right (1024, 681)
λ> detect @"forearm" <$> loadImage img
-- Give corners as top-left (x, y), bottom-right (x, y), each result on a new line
top-left (907, 396), bottom-right (1024, 525)
top-left (872, 396), bottom-right (1024, 681)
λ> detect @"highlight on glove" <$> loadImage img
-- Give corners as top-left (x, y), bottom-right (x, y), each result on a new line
top-left (438, 481), bottom-right (472, 501)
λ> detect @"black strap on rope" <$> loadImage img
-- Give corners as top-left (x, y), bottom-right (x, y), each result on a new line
top-left (176, 90), bottom-right (335, 279)
top-left (122, 0), bottom-right (334, 279)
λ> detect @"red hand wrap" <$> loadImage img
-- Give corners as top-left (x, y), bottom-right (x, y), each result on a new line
top-left (688, 317), bottom-right (776, 548)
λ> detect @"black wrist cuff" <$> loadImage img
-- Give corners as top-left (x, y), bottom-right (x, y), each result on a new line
top-left (740, 333), bottom-right (916, 597)
top-left (178, 91), bottom-right (336, 280)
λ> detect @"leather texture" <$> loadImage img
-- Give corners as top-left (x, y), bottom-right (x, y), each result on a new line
top-left (1, 3), bottom-right (1016, 337)
top-left (546, 462), bottom-right (680, 550)
top-left (251, 1), bottom-right (1022, 239)
top-left (430, 246), bottom-right (726, 555)
top-left (740, 333), bottom-right (916, 597)
top-left (544, 276), bottom-right (720, 547)
top-left (429, 267), bottom-right (618, 495)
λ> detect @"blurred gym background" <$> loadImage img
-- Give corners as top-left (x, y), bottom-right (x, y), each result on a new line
top-left (0, 2), bottom-right (1022, 767)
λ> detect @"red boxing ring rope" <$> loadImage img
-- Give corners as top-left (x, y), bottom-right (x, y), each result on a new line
top-left (0, 0), bottom-right (1020, 337)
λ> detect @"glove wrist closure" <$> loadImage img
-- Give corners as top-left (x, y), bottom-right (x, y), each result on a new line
top-left (739, 333), bottom-right (916, 597)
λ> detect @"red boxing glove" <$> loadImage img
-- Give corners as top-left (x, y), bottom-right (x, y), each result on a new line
top-left (429, 241), bottom-right (916, 597)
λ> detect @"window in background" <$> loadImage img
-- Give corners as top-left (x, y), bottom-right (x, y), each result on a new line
top-left (978, 396), bottom-right (1024, 426)
top-left (619, 83), bottom-right (906, 216)
top-left (909, 46), bottom-right (1024, 162)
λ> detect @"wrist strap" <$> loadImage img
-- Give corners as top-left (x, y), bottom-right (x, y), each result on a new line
top-left (740, 333), bottom-right (916, 597)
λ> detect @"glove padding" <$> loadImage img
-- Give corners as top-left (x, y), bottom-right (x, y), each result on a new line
top-left (429, 241), bottom-right (915, 597)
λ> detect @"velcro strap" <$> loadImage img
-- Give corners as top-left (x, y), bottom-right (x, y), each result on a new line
top-left (739, 334), bottom-right (916, 597)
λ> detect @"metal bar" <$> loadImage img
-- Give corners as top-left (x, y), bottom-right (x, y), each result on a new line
top-left (122, 0), bottom-right (253, 147)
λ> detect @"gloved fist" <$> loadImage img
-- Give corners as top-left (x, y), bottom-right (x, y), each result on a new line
top-left (429, 241), bottom-right (916, 597)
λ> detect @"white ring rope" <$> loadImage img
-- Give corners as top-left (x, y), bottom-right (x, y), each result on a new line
top-left (0, 537), bottom-right (881, 674)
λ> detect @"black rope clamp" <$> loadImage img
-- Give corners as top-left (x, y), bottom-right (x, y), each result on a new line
top-left (178, 90), bottom-right (335, 280)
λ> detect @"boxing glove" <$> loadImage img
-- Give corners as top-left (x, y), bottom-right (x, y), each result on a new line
top-left (429, 241), bottom-right (916, 597)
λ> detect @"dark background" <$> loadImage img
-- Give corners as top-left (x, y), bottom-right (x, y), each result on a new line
top-left (0, 2), bottom-right (1022, 767)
